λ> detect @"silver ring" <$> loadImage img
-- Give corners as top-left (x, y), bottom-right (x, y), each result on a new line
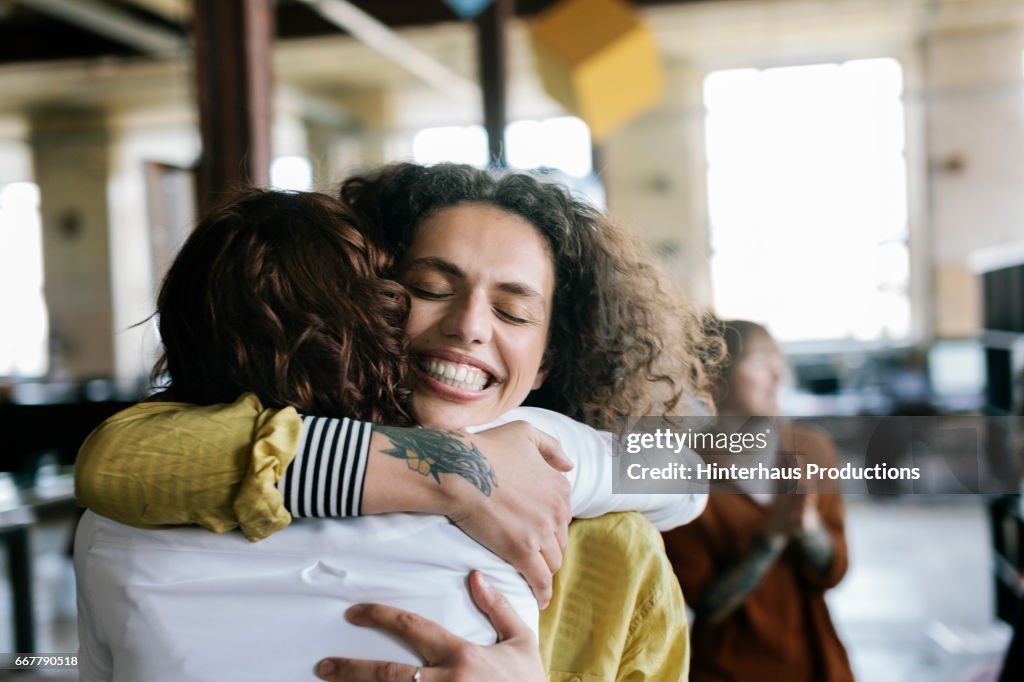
top-left (413, 668), bottom-right (422, 682)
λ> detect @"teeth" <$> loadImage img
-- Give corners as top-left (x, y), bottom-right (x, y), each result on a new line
top-left (420, 358), bottom-right (488, 391)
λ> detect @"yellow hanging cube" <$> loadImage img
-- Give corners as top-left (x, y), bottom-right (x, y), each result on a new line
top-left (530, 0), bottom-right (663, 140)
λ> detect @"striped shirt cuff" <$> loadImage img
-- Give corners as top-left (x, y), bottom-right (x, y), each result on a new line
top-left (278, 415), bottom-right (373, 518)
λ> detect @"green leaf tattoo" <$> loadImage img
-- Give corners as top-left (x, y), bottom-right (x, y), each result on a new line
top-left (375, 426), bottom-right (498, 496)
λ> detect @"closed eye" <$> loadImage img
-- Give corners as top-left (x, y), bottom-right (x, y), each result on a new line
top-left (495, 308), bottom-right (532, 325)
top-left (407, 285), bottom-right (452, 300)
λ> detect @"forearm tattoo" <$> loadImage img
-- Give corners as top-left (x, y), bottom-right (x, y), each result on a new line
top-left (799, 526), bottom-right (835, 573)
top-left (375, 426), bottom-right (498, 496)
top-left (700, 534), bottom-right (786, 625)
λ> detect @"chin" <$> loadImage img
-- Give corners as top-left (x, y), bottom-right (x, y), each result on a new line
top-left (412, 401), bottom-right (477, 431)
top-left (412, 410), bottom-right (459, 431)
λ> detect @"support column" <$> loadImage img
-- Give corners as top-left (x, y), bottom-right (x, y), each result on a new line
top-left (192, 0), bottom-right (275, 212)
top-left (30, 108), bottom-right (115, 379)
top-left (476, 0), bottom-right (512, 168)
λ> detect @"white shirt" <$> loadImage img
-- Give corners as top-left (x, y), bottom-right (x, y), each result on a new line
top-left (75, 406), bottom-right (706, 682)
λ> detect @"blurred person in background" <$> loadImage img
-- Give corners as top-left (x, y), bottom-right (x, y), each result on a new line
top-left (662, 319), bottom-right (855, 682)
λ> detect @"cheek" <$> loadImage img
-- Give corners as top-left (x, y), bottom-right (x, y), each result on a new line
top-left (403, 299), bottom-right (433, 339)
top-left (751, 370), bottom-right (777, 393)
top-left (510, 329), bottom-right (549, 379)
top-left (732, 369), bottom-right (764, 399)
top-left (752, 376), bottom-right (781, 405)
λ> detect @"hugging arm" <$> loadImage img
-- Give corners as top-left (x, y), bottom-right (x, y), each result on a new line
top-left (74, 393), bottom-right (572, 605)
top-left (536, 414), bottom-right (708, 531)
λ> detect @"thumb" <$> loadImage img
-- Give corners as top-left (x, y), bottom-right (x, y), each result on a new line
top-left (469, 571), bottom-right (532, 642)
top-left (532, 430), bottom-right (573, 473)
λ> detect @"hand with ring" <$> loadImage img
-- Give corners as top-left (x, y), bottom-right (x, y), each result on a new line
top-left (314, 571), bottom-right (546, 682)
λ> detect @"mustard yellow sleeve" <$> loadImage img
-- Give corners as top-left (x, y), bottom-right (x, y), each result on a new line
top-left (74, 393), bottom-right (302, 541)
top-left (540, 513), bottom-right (690, 682)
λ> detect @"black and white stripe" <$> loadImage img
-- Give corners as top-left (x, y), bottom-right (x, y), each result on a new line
top-left (278, 415), bottom-right (372, 518)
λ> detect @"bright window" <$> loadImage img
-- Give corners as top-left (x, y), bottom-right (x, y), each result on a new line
top-left (412, 125), bottom-right (489, 167)
top-left (270, 155), bottom-right (313, 192)
top-left (505, 117), bottom-right (592, 177)
top-left (412, 116), bottom-right (593, 177)
top-left (704, 58), bottom-right (910, 343)
top-left (0, 182), bottom-right (48, 376)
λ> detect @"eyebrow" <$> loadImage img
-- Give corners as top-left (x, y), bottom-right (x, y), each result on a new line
top-left (403, 256), bottom-right (546, 301)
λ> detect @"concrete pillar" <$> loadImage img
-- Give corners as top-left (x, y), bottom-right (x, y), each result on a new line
top-left (30, 108), bottom-right (115, 380)
top-left (306, 121), bottom-right (345, 191)
top-left (921, 21), bottom-right (1024, 337)
top-left (336, 89), bottom-right (397, 167)
top-left (601, 61), bottom-right (712, 307)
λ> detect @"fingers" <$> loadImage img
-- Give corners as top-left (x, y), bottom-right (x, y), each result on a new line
top-left (555, 517), bottom-right (569, 553)
top-left (345, 603), bottom-right (458, 664)
top-left (553, 476), bottom-right (571, 542)
top-left (469, 570), bottom-right (534, 643)
top-left (543, 474), bottom-right (571, 553)
top-left (316, 657), bottom-right (423, 682)
top-left (528, 427), bottom-right (573, 472)
top-left (540, 536), bottom-right (563, 575)
top-left (518, 551), bottom-right (553, 608)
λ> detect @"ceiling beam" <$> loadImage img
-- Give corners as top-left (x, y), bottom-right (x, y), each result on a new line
top-left (119, 0), bottom-right (190, 23)
top-left (296, 0), bottom-right (480, 101)
top-left (18, 0), bottom-right (185, 56)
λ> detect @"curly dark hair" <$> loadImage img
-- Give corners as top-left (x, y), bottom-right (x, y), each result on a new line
top-left (341, 162), bottom-right (717, 430)
top-left (153, 188), bottom-right (411, 424)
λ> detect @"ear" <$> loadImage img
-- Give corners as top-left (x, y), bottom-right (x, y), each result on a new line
top-left (532, 354), bottom-right (552, 390)
top-left (532, 366), bottom-right (549, 391)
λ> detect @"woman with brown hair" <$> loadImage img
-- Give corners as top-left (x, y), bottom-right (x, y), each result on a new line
top-left (75, 164), bottom-right (711, 681)
top-left (152, 188), bottom-right (411, 424)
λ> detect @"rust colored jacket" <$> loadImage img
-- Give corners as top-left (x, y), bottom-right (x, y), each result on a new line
top-left (662, 423), bottom-right (855, 682)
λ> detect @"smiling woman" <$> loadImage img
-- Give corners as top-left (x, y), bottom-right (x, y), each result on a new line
top-left (401, 203), bottom-right (555, 429)
top-left (342, 162), bottom-right (714, 431)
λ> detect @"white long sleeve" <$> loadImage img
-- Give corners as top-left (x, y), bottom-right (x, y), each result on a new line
top-left (471, 407), bottom-right (708, 531)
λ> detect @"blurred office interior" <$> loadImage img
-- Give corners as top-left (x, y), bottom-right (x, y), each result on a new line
top-left (1, 0), bottom-right (1024, 680)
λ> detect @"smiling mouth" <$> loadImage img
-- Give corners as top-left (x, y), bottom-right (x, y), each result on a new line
top-left (417, 357), bottom-right (492, 391)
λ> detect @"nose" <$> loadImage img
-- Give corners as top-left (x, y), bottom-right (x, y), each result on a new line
top-left (438, 290), bottom-right (493, 345)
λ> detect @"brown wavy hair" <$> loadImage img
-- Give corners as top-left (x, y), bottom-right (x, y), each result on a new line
top-left (153, 188), bottom-right (411, 424)
top-left (340, 162), bottom-right (718, 430)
